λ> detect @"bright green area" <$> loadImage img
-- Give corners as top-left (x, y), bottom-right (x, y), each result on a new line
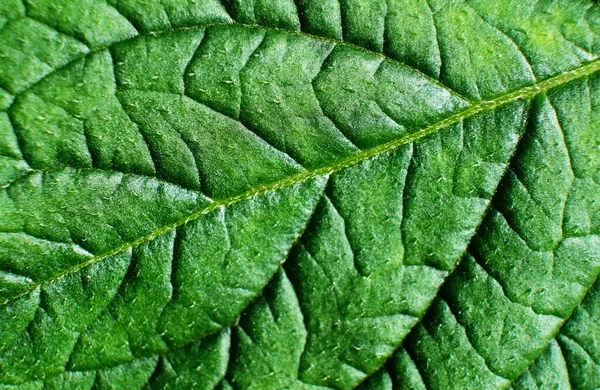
top-left (523, 278), bottom-right (600, 390)
top-left (0, 1), bottom-right (599, 389)
top-left (358, 278), bottom-right (600, 390)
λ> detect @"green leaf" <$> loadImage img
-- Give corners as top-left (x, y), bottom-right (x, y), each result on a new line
top-left (0, 1), bottom-right (599, 389)
top-left (359, 81), bottom-right (600, 388)
top-left (505, 273), bottom-right (600, 390)
top-left (511, 279), bottom-right (600, 390)
top-left (360, 277), bottom-right (600, 390)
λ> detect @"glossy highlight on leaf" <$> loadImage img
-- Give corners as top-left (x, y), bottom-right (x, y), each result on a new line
top-left (0, 0), bottom-right (599, 389)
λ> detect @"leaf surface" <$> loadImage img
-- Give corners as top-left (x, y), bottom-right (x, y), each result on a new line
top-left (511, 276), bottom-right (600, 390)
top-left (0, 1), bottom-right (599, 389)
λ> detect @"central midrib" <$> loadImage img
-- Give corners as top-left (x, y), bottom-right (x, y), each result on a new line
top-left (3, 56), bottom-right (600, 309)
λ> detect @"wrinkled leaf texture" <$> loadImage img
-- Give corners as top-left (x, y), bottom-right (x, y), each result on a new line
top-left (0, 0), bottom-right (599, 389)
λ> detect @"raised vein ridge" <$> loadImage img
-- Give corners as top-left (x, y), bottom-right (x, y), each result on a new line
top-left (3, 57), bottom-right (600, 309)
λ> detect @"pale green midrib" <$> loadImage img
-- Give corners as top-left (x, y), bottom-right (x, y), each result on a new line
top-left (3, 58), bottom-right (600, 310)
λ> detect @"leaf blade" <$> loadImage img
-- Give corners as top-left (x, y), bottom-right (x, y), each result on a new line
top-left (2, 1), bottom-right (600, 388)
